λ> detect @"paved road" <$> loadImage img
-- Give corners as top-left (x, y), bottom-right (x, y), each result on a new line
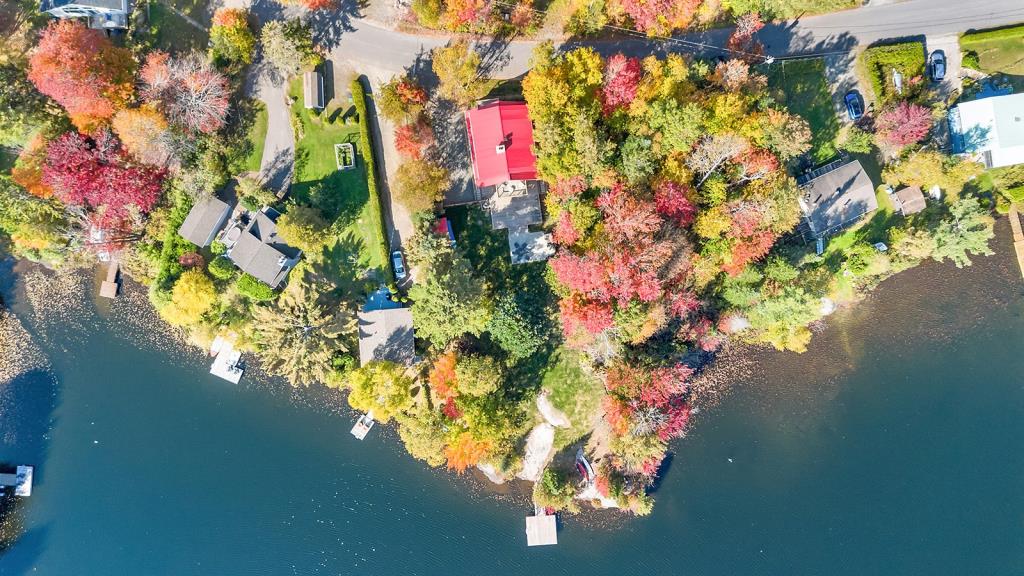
top-left (325, 0), bottom-right (1024, 78)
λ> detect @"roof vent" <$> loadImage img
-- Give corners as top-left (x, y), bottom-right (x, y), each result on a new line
top-left (495, 144), bottom-right (506, 154)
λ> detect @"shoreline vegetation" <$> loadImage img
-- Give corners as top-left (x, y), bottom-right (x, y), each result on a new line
top-left (0, 0), bottom-right (1008, 521)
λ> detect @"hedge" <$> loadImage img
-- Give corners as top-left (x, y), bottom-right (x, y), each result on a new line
top-left (236, 273), bottom-right (278, 301)
top-left (860, 42), bottom-right (926, 104)
top-left (961, 24), bottom-right (1024, 44)
top-left (351, 76), bottom-right (392, 279)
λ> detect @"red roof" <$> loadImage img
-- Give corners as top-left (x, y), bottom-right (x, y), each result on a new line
top-left (464, 101), bottom-right (538, 188)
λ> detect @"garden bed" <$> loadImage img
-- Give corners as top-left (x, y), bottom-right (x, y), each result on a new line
top-left (334, 143), bottom-right (356, 171)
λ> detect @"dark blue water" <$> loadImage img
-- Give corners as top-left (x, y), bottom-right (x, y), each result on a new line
top-left (2, 224), bottom-right (1024, 575)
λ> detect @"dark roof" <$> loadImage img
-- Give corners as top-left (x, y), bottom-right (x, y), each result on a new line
top-left (894, 186), bottom-right (926, 215)
top-left (41, 0), bottom-right (126, 11)
top-left (357, 308), bottom-right (415, 367)
top-left (226, 209), bottom-right (301, 288)
top-left (798, 159), bottom-right (877, 238)
top-left (178, 196), bottom-right (232, 247)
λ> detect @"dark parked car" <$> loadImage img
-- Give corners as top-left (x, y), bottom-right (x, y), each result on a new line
top-left (844, 90), bottom-right (864, 121)
top-left (391, 250), bottom-right (407, 281)
top-left (930, 50), bottom-right (946, 81)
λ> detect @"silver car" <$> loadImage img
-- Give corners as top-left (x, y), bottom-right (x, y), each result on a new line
top-left (391, 250), bottom-right (407, 281)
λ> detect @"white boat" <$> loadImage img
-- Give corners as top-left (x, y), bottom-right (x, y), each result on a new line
top-left (350, 412), bottom-right (375, 440)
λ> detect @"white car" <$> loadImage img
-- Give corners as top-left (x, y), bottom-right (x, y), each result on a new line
top-left (391, 250), bottom-right (407, 281)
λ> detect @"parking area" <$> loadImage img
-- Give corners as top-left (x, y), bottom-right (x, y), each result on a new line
top-left (825, 52), bottom-right (864, 124)
top-left (924, 34), bottom-right (963, 103)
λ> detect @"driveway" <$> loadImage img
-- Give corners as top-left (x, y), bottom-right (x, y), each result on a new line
top-left (824, 52), bottom-right (862, 124)
top-left (924, 34), bottom-right (963, 103)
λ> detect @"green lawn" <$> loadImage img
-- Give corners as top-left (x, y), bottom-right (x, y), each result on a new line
top-left (148, 2), bottom-right (207, 55)
top-left (766, 58), bottom-right (840, 164)
top-left (289, 77), bottom-right (387, 297)
top-left (823, 187), bottom-right (896, 257)
top-left (541, 348), bottom-right (604, 451)
top-left (961, 24), bottom-right (1024, 90)
top-left (232, 101), bottom-right (267, 174)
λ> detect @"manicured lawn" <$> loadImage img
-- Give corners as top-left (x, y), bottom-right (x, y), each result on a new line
top-left (858, 41), bottom-right (926, 104)
top-left (823, 187), bottom-right (896, 257)
top-left (289, 77), bottom-right (387, 296)
top-left (766, 58), bottom-right (840, 164)
top-left (961, 24), bottom-right (1024, 90)
top-left (148, 2), bottom-right (207, 55)
top-left (541, 348), bottom-right (604, 451)
top-left (233, 101), bottom-right (267, 174)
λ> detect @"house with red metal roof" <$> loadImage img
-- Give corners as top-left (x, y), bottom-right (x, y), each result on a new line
top-left (458, 100), bottom-right (554, 265)
top-left (464, 100), bottom-right (538, 189)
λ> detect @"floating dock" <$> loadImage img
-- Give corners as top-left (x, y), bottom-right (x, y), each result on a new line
top-left (0, 465), bottom-right (34, 497)
top-left (525, 508), bottom-right (557, 547)
top-left (209, 336), bottom-right (244, 384)
top-left (99, 260), bottom-right (120, 299)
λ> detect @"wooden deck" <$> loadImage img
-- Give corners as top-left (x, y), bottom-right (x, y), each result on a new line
top-left (1009, 206), bottom-right (1024, 281)
top-left (99, 260), bottom-right (120, 299)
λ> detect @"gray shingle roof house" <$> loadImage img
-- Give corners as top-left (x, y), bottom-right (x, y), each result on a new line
top-left (223, 208), bottom-right (301, 288)
top-left (893, 186), bottom-right (926, 216)
top-left (178, 196), bottom-right (234, 248)
top-left (797, 158), bottom-right (878, 239)
top-left (40, 0), bottom-right (131, 29)
top-left (357, 308), bottom-right (415, 367)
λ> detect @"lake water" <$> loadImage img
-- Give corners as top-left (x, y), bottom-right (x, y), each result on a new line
top-left (2, 223), bottom-right (1024, 576)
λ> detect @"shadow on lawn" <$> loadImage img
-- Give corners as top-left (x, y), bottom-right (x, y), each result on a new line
top-left (314, 230), bottom-right (382, 303)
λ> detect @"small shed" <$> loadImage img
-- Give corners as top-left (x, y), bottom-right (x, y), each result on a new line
top-left (303, 70), bottom-right (325, 110)
top-left (893, 186), bottom-right (926, 216)
top-left (525, 514), bottom-right (557, 546)
top-left (179, 196), bottom-right (233, 247)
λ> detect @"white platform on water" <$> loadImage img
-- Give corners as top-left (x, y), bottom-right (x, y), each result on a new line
top-left (210, 339), bottom-right (244, 384)
top-left (525, 513), bottom-right (557, 546)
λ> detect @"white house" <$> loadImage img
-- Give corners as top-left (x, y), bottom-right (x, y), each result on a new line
top-left (948, 92), bottom-right (1024, 169)
top-left (40, 0), bottom-right (131, 30)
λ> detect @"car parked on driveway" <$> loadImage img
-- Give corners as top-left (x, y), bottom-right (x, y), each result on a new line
top-left (391, 250), bottom-right (407, 281)
top-left (930, 50), bottom-right (946, 81)
top-left (844, 90), bottom-right (864, 121)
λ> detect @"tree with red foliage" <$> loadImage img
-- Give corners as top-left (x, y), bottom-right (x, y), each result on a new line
top-left (284, 0), bottom-right (337, 9)
top-left (43, 130), bottom-right (166, 228)
top-left (394, 120), bottom-right (435, 160)
top-left (875, 102), bottom-right (932, 147)
top-left (653, 181), bottom-right (696, 226)
top-left (603, 362), bottom-right (693, 440)
top-left (737, 148), bottom-right (779, 182)
top-left (559, 297), bottom-right (614, 337)
top-left (726, 12), bottom-right (765, 61)
top-left (600, 54), bottom-right (641, 115)
top-left (549, 252), bottom-right (609, 299)
top-left (141, 52), bottom-right (230, 134)
top-left (607, 0), bottom-right (700, 35)
top-left (596, 185), bottom-right (662, 244)
top-left (553, 211), bottom-right (580, 245)
top-left (178, 252), bottom-right (205, 268)
top-left (28, 20), bottom-right (135, 131)
top-left (441, 0), bottom-right (490, 29)
top-left (550, 175), bottom-right (587, 201)
top-left (722, 229), bottom-right (775, 276)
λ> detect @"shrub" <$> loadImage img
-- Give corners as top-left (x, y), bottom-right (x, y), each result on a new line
top-left (961, 50), bottom-right (980, 70)
top-left (210, 240), bottom-right (227, 255)
top-left (208, 255), bottom-right (237, 280)
top-left (532, 468), bottom-right (579, 513)
top-left (411, 0), bottom-right (443, 28)
top-left (236, 273), bottom-right (278, 301)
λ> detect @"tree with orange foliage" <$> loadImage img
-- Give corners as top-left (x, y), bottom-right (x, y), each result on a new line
top-left (112, 107), bottom-right (174, 167)
top-left (394, 120), bottom-right (435, 160)
top-left (282, 0), bottom-right (337, 9)
top-left (443, 432), bottom-right (491, 472)
top-left (28, 21), bottom-right (135, 131)
top-left (428, 351), bottom-right (458, 400)
top-left (10, 134), bottom-right (53, 198)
